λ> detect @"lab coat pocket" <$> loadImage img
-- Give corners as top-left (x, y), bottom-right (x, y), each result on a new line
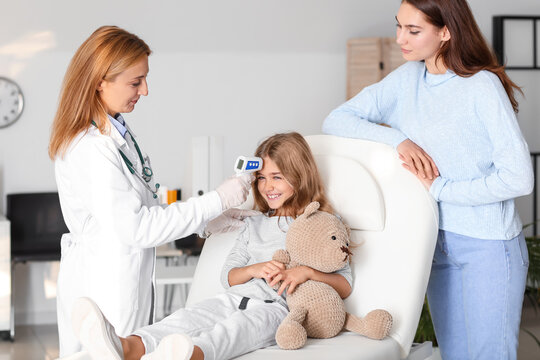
top-left (93, 249), bottom-right (142, 312)
top-left (115, 250), bottom-right (141, 310)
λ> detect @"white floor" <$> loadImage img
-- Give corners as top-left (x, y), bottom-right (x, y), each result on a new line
top-left (0, 325), bottom-right (58, 360)
top-left (0, 302), bottom-right (538, 360)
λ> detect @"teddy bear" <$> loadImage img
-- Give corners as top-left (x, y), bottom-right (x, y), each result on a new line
top-left (271, 201), bottom-right (393, 350)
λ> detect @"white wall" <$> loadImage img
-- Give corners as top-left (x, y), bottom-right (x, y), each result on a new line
top-left (0, 0), bottom-right (539, 324)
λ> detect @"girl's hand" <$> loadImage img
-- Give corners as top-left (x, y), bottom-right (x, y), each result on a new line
top-left (269, 266), bottom-right (313, 295)
top-left (397, 139), bottom-right (439, 180)
top-left (249, 260), bottom-right (285, 281)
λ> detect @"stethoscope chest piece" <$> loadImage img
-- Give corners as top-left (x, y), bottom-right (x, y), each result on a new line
top-left (142, 166), bottom-right (153, 182)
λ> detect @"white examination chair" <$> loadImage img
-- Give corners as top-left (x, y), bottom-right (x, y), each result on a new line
top-left (59, 135), bottom-right (439, 360)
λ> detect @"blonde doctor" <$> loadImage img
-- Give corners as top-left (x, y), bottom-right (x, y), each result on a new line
top-left (49, 26), bottom-right (252, 357)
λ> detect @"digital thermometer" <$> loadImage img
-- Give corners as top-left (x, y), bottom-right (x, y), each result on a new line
top-left (234, 156), bottom-right (263, 175)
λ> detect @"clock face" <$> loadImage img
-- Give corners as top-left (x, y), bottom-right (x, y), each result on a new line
top-left (0, 77), bottom-right (24, 129)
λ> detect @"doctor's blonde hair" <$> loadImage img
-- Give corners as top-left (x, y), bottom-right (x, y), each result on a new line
top-left (253, 132), bottom-right (333, 217)
top-left (49, 26), bottom-right (151, 159)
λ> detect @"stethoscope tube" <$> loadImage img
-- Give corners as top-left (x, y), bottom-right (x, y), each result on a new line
top-left (92, 120), bottom-right (160, 199)
top-left (120, 131), bottom-right (160, 199)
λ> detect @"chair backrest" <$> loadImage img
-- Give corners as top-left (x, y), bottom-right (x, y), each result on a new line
top-left (187, 134), bottom-right (439, 358)
top-left (7, 192), bottom-right (67, 262)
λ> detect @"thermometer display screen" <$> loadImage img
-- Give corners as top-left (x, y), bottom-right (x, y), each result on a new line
top-left (236, 159), bottom-right (244, 170)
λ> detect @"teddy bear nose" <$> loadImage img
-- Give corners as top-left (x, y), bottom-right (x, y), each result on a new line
top-left (340, 246), bottom-right (352, 262)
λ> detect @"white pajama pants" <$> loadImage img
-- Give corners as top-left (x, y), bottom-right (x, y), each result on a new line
top-left (133, 293), bottom-right (288, 360)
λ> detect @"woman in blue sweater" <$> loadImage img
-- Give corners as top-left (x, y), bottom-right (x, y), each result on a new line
top-left (323, 1), bottom-right (533, 359)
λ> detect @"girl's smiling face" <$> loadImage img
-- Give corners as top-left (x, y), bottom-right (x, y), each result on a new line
top-left (256, 156), bottom-right (294, 216)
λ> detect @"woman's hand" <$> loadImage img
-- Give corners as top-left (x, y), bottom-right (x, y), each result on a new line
top-left (397, 139), bottom-right (439, 180)
top-left (269, 266), bottom-right (312, 296)
top-left (402, 163), bottom-right (436, 190)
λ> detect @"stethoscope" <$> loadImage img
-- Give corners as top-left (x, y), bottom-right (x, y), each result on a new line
top-left (92, 120), bottom-right (160, 199)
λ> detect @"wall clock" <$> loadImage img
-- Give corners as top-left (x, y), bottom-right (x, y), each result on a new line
top-left (0, 77), bottom-right (24, 129)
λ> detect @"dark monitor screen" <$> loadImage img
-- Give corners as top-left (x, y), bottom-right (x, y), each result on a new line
top-left (6, 192), bottom-right (68, 261)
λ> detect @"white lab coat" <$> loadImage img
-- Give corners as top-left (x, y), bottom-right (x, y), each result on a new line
top-left (54, 124), bottom-right (222, 357)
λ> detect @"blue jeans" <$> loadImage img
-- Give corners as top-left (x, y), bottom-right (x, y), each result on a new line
top-left (427, 230), bottom-right (529, 360)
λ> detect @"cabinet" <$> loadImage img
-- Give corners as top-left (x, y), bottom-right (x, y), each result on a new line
top-left (347, 37), bottom-right (406, 100)
top-left (0, 215), bottom-right (11, 339)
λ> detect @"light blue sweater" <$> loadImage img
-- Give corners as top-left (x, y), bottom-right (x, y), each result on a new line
top-left (323, 61), bottom-right (534, 240)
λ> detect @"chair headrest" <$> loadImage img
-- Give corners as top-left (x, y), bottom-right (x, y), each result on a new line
top-left (314, 154), bottom-right (385, 231)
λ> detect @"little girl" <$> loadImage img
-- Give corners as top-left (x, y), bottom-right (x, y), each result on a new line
top-left (71, 132), bottom-right (353, 360)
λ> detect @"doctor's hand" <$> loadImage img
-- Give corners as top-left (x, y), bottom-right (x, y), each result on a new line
top-left (397, 139), bottom-right (439, 180)
top-left (203, 208), bottom-right (261, 237)
top-left (216, 173), bottom-right (254, 210)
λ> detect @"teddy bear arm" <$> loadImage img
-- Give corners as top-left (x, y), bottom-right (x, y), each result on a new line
top-left (272, 249), bottom-right (290, 264)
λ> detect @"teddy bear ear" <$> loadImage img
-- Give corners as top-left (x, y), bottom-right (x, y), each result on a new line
top-left (301, 201), bottom-right (320, 219)
top-left (345, 222), bottom-right (352, 238)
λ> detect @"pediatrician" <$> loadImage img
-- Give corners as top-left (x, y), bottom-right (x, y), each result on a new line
top-left (323, 1), bottom-right (533, 359)
top-left (48, 26), bottom-right (252, 357)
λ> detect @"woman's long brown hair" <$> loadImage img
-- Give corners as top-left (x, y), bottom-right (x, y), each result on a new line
top-left (403, 0), bottom-right (522, 112)
top-left (252, 132), bottom-right (334, 217)
top-left (49, 26), bottom-right (151, 159)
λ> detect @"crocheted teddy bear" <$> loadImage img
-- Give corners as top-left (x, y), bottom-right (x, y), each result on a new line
top-left (272, 201), bottom-right (393, 350)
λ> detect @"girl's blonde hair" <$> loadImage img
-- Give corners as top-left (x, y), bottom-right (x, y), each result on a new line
top-left (253, 132), bottom-right (334, 217)
top-left (49, 26), bottom-right (151, 159)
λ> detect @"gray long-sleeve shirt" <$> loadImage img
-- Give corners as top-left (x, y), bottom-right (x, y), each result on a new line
top-left (220, 214), bottom-right (353, 308)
